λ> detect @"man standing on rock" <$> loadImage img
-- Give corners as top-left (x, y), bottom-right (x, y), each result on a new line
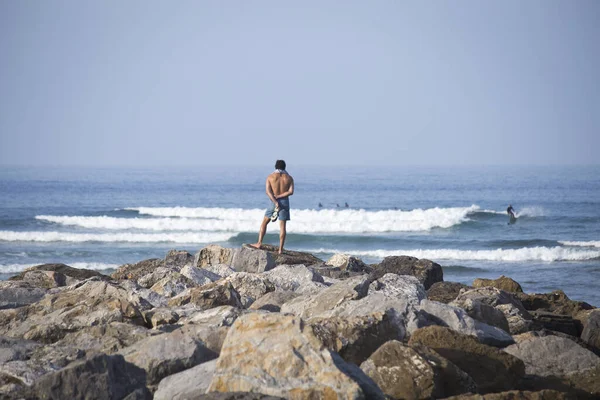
top-left (251, 160), bottom-right (294, 254)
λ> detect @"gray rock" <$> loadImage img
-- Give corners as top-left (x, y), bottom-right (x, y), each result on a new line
top-left (168, 282), bottom-right (243, 310)
top-left (367, 273), bottom-right (426, 301)
top-left (181, 264), bottom-right (221, 285)
top-left (20, 270), bottom-right (73, 288)
top-left (530, 310), bottom-right (579, 337)
top-left (177, 305), bottom-right (244, 327)
top-left (427, 281), bottom-right (470, 304)
top-left (231, 245), bottom-right (276, 273)
top-left (249, 291), bottom-right (299, 312)
top-left (138, 267), bottom-right (179, 288)
top-left (0, 336), bottom-right (41, 363)
top-left (144, 308), bottom-right (180, 328)
top-left (451, 297), bottom-right (510, 332)
top-left (119, 328), bottom-right (218, 385)
top-left (582, 309), bottom-right (600, 351)
top-left (504, 335), bottom-right (600, 377)
top-left (203, 264), bottom-right (236, 278)
top-left (0, 281), bottom-right (46, 310)
top-left (455, 287), bottom-right (531, 317)
top-left (27, 354), bottom-right (149, 400)
top-left (194, 393), bottom-right (284, 400)
top-left (150, 273), bottom-right (197, 298)
top-left (223, 272), bottom-right (275, 308)
top-left (111, 258), bottom-right (165, 281)
top-left (416, 299), bottom-right (515, 347)
top-left (165, 249), bottom-right (194, 270)
top-left (10, 263), bottom-right (109, 282)
top-left (496, 303), bottom-right (535, 335)
top-left (262, 264), bottom-right (325, 294)
top-left (178, 324), bottom-right (230, 355)
top-left (370, 255), bottom-right (443, 290)
top-left (326, 254), bottom-right (371, 273)
top-left (154, 359), bottom-right (216, 400)
top-left (118, 279), bottom-right (167, 308)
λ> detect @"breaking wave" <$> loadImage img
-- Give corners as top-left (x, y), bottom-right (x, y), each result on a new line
top-left (307, 246), bottom-right (600, 262)
top-left (0, 231), bottom-right (234, 244)
top-left (559, 241), bottom-right (600, 248)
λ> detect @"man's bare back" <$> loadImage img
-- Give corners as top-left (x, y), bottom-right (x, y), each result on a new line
top-left (267, 172), bottom-right (294, 201)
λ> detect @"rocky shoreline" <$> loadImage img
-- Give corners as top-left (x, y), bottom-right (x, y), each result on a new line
top-left (1, 244), bottom-right (599, 399)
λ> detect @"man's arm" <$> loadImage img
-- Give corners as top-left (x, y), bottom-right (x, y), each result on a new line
top-left (265, 177), bottom-right (278, 204)
top-left (275, 178), bottom-right (294, 199)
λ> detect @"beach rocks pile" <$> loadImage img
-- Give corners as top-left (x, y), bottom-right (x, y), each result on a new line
top-left (0, 245), bottom-right (599, 399)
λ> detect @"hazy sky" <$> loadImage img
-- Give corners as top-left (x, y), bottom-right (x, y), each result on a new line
top-left (1, 1), bottom-right (598, 166)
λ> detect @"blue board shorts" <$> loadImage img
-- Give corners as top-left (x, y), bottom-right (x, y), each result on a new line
top-left (265, 197), bottom-right (290, 221)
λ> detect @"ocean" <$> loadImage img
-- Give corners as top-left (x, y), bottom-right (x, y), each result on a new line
top-left (1, 165), bottom-right (599, 306)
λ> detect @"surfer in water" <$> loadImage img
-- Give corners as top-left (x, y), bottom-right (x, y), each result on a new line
top-left (507, 204), bottom-right (516, 218)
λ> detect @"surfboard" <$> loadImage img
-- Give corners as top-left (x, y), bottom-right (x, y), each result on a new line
top-left (508, 214), bottom-right (517, 225)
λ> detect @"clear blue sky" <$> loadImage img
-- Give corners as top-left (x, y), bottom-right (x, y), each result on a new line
top-left (1, 1), bottom-right (598, 166)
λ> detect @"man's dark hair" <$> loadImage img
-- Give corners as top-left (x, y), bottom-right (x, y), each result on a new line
top-left (275, 160), bottom-right (286, 170)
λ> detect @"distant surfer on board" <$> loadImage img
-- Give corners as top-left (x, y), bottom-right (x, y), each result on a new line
top-left (250, 160), bottom-right (294, 254)
top-left (507, 204), bottom-right (517, 224)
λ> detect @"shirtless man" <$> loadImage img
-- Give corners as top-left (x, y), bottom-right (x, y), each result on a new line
top-left (251, 160), bottom-right (294, 254)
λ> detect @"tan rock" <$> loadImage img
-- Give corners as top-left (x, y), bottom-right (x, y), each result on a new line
top-left (195, 245), bottom-right (235, 268)
top-left (473, 275), bottom-right (523, 293)
top-left (441, 390), bottom-right (570, 399)
top-left (208, 312), bottom-right (385, 399)
top-left (168, 281), bottom-right (242, 310)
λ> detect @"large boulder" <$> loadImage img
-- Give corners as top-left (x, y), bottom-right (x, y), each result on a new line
top-left (111, 258), bottom-right (165, 281)
top-left (473, 275), bottom-right (523, 292)
top-left (168, 282), bottom-right (243, 310)
top-left (231, 245), bottom-right (276, 273)
top-left (154, 359), bottom-right (217, 400)
top-left (119, 328), bottom-right (218, 385)
top-left (360, 340), bottom-right (476, 399)
top-left (496, 303), bottom-right (535, 335)
top-left (262, 264), bottom-right (326, 295)
top-left (258, 244), bottom-right (324, 266)
top-left (150, 273), bottom-right (198, 298)
top-left (165, 249), bottom-right (194, 270)
top-left (143, 308), bottom-right (180, 328)
top-left (195, 245), bottom-right (235, 268)
top-left (25, 354), bottom-right (149, 400)
top-left (441, 390), bottom-right (570, 400)
top-left (408, 326), bottom-right (525, 394)
top-left (454, 287), bottom-right (530, 316)
top-left (14, 270), bottom-right (72, 289)
top-left (138, 267), bottom-right (183, 288)
top-left (326, 254), bottom-right (371, 273)
top-left (503, 335), bottom-right (600, 377)
top-left (207, 312), bottom-right (385, 399)
top-left (516, 290), bottom-right (594, 318)
top-left (0, 279), bottom-right (152, 343)
top-left (451, 297), bottom-right (510, 333)
top-left (9, 263), bottom-right (109, 282)
top-left (181, 264), bottom-right (221, 285)
top-left (0, 281), bottom-right (46, 310)
top-left (529, 311), bottom-right (579, 337)
top-left (369, 255), bottom-right (443, 290)
top-left (223, 272), bottom-right (275, 308)
top-left (177, 305), bottom-right (244, 328)
top-left (427, 281), bottom-right (470, 304)
top-left (416, 300), bottom-right (515, 347)
top-left (309, 312), bottom-right (405, 365)
top-left (249, 291), bottom-right (299, 313)
top-left (582, 309), bottom-right (600, 351)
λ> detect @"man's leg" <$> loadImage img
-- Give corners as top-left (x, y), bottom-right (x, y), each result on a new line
top-left (278, 220), bottom-right (287, 254)
top-left (251, 217), bottom-right (270, 249)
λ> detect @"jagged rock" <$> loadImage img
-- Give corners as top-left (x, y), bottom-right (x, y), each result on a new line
top-left (280, 275), bottom-right (371, 319)
top-left (181, 264), bottom-right (221, 285)
top-left (427, 281), bottom-right (470, 304)
top-left (165, 249), bottom-right (194, 270)
top-left (408, 326), bottom-right (525, 394)
top-left (309, 312), bottom-right (405, 365)
top-left (150, 273), bottom-right (197, 298)
top-left (178, 324), bottom-right (230, 355)
top-left (208, 312), bottom-right (385, 399)
top-left (312, 265), bottom-right (366, 280)
top-left (249, 291), bottom-right (299, 312)
top-left (441, 390), bottom-right (570, 399)
top-left (111, 258), bottom-right (165, 281)
top-left (360, 340), bottom-right (477, 399)
top-left (119, 328), bottom-right (217, 385)
top-left (203, 264), bottom-right (236, 278)
top-left (0, 336), bottom-right (41, 363)
top-left (416, 299), bottom-right (515, 347)
top-left (0, 279), bottom-right (152, 343)
top-left (369, 255), bottom-right (443, 290)
top-left (451, 297), bottom-right (510, 333)
top-left (231, 245), bottom-right (276, 273)
top-left (9, 263), bottom-right (109, 282)
top-left (258, 244), bottom-right (325, 266)
top-left (262, 264), bottom-right (326, 294)
top-left (455, 287), bottom-right (530, 317)
top-left (144, 308), bottom-right (179, 328)
top-left (582, 309), bottom-right (600, 351)
top-left (326, 254), bottom-right (371, 273)
top-left (223, 272), bottom-right (275, 308)
top-left (168, 282), bottom-right (243, 310)
top-left (0, 281), bottom-right (46, 310)
top-left (26, 354), bottom-right (149, 400)
top-left (473, 275), bottom-right (523, 293)
top-left (511, 329), bottom-right (600, 357)
top-left (177, 305), bottom-right (243, 328)
top-left (138, 267), bottom-right (180, 288)
top-left (516, 290), bottom-right (594, 318)
top-left (195, 245), bottom-right (235, 268)
top-left (118, 280), bottom-right (167, 308)
top-left (194, 394), bottom-right (284, 400)
top-left (529, 311), bottom-right (579, 337)
top-left (503, 335), bottom-right (600, 377)
top-left (496, 303), bottom-right (535, 335)
top-left (565, 364), bottom-right (600, 398)
top-left (154, 359), bottom-right (217, 400)
top-left (17, 270), bottom-right (72, 289)
top-left (367, 273), bottom-right (426, 300)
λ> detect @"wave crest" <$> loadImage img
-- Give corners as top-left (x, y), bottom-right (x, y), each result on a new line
top-left (0, 231), bottom-right (234, 244)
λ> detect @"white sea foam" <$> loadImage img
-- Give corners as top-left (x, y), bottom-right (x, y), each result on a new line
top-left (0, 231), bottom-right (234, 244)
top-left (110, 205), bottom-right (482, 233)
top-left (0, 262), bottom-right (120, 274)
top-left (306, 246), bottom-right (600, 262)
top-left (560, 241), bottom-right (600, 248)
